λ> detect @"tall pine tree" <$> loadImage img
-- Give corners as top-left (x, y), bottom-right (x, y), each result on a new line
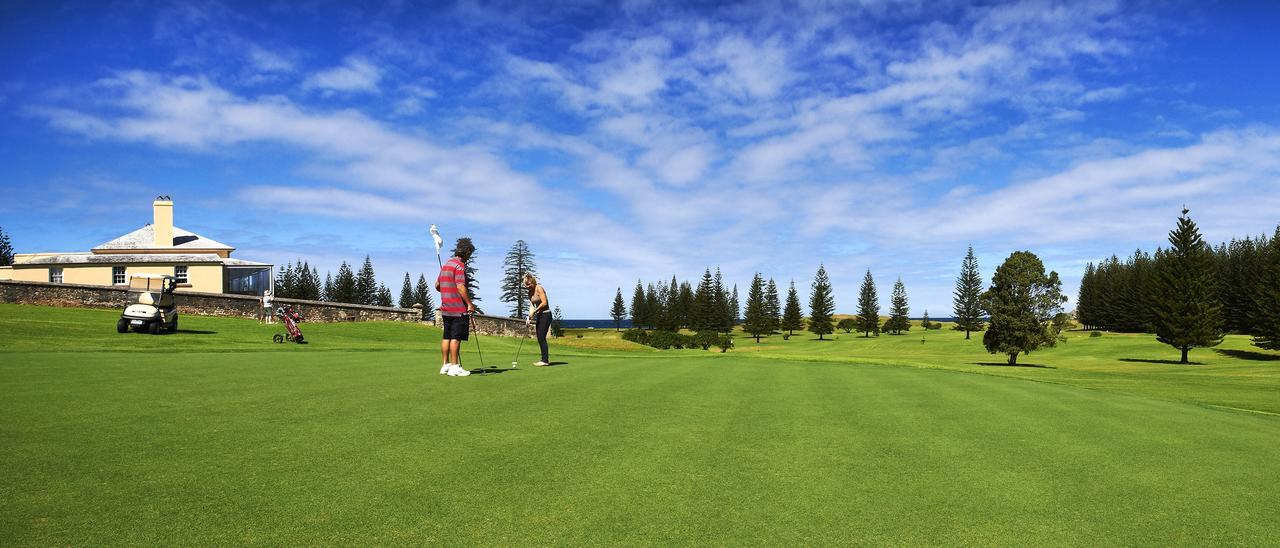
top-left (888, 278), bottom-right (910, 335)
top-left (1148, 208), bottom-right (1223, 363)
top-left (630, 280), bottom-right (648, 330)
top-left (415, 274), bottom-right (434, 320)
top-left (611, 288), bottom-right (627, 331)
top-left (782, 280), bottom-right (804, 335)
top-left (1252, 227), bottom-right (1280, 350)
top-left (952, 246), bottom-right (984, 338)
top-left (764, 278), bottom-right (781, 334)
top-left (399, 273), bottom-right (415, 308)
top-left (856, 270), bottom-right (880, 337)
top-left (355, 255), bottom-right (378, 305)
top-left (693, 269), bottom-right (716, 332)
top-left (500, 240), bottom-right (537, 318)
top-left (332, 261), bottom-right (356, 304)
top-left (808, 265), bottom-right (835, 340)
top-left (743, 273), bottom-right (770, 342)
top-left (322, 272), bottom-right (334, 302)
top-left (0, 227), bottom-right (13, 266)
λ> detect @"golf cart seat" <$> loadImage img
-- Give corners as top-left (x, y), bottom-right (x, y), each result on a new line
top-left (136, 291), bottom-right (174, 307)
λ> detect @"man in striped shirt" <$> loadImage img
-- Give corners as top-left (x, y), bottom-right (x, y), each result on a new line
top-left (436, 238), bottom-right (477, 377)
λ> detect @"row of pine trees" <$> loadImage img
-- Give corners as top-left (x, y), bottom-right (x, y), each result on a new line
top-left (612, 268), bottom-right (741, 333)
top-left (1077, 214), bottom-right (1280, 355)
top-left (271, 256), bottom-right (438, 313)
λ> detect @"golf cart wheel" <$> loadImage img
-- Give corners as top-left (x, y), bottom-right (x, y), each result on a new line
top-left (169, 315), bottom-right (178, 332)
top-left (273, 334), bottom-right (284, 344)
top-left (117, 318), bottom-right (129, 334)
top-left (147, 322), bottom-right (161, 335)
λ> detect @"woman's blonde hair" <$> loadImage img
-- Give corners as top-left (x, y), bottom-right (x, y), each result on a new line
top-left (522, 272), bottom-right (538, 287)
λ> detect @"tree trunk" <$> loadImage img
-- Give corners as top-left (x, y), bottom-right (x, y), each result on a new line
top-left (818, 334), bottom-right (824, 341)
top-left (965, 330), bottom-right (971, 340)
top-left (1008, 352), bottom-right (1018, 366)
top-left (1181, 346), bottom-right (1189, 364)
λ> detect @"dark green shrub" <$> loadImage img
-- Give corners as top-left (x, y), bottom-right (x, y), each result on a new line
top-left (693, 331), bottom-right (719, 350)
top-left (1090, 331), bottom-right (1103, 338)
top-left (647, 330), bottom-right (682, 350)
top-left (715, 334), bottom-right (733, 353)
top-left (621, 329), bottom-right (649, 345)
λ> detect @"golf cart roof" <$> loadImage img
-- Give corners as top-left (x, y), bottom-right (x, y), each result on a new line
top-left (128, 274), bottom-right (175, 291)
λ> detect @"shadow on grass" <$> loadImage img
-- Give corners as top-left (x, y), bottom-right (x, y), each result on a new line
top-left (472, 366), bottom-right (520, 375)
top-left (1213, 349), bottom-right (1280, 362)
top-left (973, 362), bottom-right (1055, 369)
top-left (1118, 358), bottom-right (1201, 365)
top-left (174, 329), bottom-right (217, 335)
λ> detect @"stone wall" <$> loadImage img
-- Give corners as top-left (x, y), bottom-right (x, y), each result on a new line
top-left (0, 280), bottom-right (422, 323)
top-left (433, 309), bottom-right (529, 337)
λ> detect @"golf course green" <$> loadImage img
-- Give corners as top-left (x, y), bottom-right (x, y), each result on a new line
top-left (2, 303), bottom-right (1278, 545)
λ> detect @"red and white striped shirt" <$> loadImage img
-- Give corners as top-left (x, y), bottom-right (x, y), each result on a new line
top-left (437, 257), bottom-right (468, 316)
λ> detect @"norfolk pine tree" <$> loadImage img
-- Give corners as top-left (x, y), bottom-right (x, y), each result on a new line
top-left (1252, 227), bottom-right (1280, 350)
top-left (501, 240), bottom-right (537, 318)
top-left (765, 278), bottom-right (781, 334)
top-left (856, 270), bottom-right (880, 337)
top-left (355, 256), bottom-right (378, 305)
top-left (888, 278), bottom-right (910, 335)
top-left (611, 288), bottom-right (627, 331)
top-left (630, 281), bottom-right (647, 329)
top-left (399, 273), bottom-right (415, 308)
top-left (0, 227), bottom-right (13, 266)
top-left (414, 274), bottom-right (434, 320)
top-left (1148, 208), bottom-right (1223, 363)
top-left (981, 251), bottom-right (1066, 366)
top-left (743, 273), bottom-right (770, 342)
top-left (782, 280), bottom-right (804, 335)
top-left (808, 265), bottom-right (835, 340)
top-left (953, 246), bottom-right (984, 338)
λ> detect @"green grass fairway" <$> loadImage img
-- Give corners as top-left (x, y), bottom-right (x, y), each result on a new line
top-left (2, 304), bottom-right (1279, 545)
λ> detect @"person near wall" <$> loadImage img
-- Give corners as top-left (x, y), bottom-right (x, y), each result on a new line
top-left (436, 238), bottom-right (476, 377)
top-left (260, 289), bottom-right (274, 324)
top-left (524, 273), bottom-right (551, 366)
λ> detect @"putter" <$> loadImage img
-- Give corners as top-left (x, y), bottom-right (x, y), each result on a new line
top-left (511, 322), bottom-right (529, 368)
top-left (469, 313), bottom-right (486, 369)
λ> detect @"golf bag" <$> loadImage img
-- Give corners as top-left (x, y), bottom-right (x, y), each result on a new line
top-left (273, 305), bottom-right (305, 343)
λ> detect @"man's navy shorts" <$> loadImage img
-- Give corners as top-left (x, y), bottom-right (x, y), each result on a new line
top-left (442, 315), bottom-right (470, 341)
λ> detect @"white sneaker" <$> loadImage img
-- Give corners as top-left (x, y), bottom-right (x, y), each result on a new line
top-left (534, 361), bottom-right (549, 367)
top-left (440, 363), bottom-right (453, 375)
top-left (448, 365), bottom-right (471, 377)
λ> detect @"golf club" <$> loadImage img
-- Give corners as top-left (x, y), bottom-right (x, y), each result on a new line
top-left (429, 224), bottom-right (443, 270)
top-left (511, 322), bottom-right (530, 367)
top-left (469, 313), bottom-right (486, 369)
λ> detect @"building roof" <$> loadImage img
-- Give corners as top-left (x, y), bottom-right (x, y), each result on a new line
top-left (92, 225), bottom-right (235, 251)
top-left (19, 253), bottom-right (270, 267)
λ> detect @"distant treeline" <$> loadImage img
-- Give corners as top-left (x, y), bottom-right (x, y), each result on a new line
top-left (616, 267), bottom-right (741, 333)
top-left (272, 257), bottom-right (436, 314)
top-left (1077, 220), bottom-right (1280, 352)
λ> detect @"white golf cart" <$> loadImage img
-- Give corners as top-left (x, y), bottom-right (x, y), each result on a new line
top-left (117, 274), bottom-right (179, 334)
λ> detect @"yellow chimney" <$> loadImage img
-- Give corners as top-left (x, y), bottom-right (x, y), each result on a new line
top-left (153, 197), bottom-right (173, 248)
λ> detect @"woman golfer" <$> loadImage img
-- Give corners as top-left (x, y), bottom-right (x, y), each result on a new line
top-left (524, 273), bottom-right (551, 366)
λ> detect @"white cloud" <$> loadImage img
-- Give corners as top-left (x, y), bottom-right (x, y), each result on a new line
top-left (302, 56), bottom-right (383, 94)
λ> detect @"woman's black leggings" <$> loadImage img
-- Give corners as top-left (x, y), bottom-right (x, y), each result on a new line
top-left (535, 310), bottom-right (552, 362)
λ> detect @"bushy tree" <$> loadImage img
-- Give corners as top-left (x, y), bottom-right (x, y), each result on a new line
top-left (837, 318), bottom-right (856, 333)
top-left (415, 274), bottom-right (435, 319)
top-left (355, 255), bottom-right (377, 305)
top-left (501, 240), bottom-right (537, 318)
top-left (677, 282), bottom-right (694, 329)
top-left (981, 251), bottom-right (1067, 365)
top-left (952, 246), bottom-right (984, 338)
top-left (1149, 209), bottom-right (1223, 364)
top-left (399, 273), bottom-right (415, 308)
top-left (887, 278), bottom-right (910, 335)
top-left (611, 288), bottom-right (627, 331)
top-left (808, 264), bottom-right (835, 340)
top-left (855, 270), bottom-right (880, 337)
top-left (0, 227), bottom-right (13, 266)
top-left (782, 280), bottom-right (804, 335)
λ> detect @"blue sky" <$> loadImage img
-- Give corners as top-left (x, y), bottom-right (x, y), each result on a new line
top-left (2, 1), bottom-right (1279, 318)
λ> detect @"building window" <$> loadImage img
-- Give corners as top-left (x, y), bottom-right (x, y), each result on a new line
top-left (50, 268), bottom-right (64, 283)
top-left (175, 265), bottom-right (188, 284)
top-left (113, 266), bottom-right (126, 285)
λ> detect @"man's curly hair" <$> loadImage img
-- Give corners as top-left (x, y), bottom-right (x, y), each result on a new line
top-left (452, 238), bottom-right (476, 262)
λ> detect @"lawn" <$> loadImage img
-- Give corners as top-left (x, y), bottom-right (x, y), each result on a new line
top-left (2, 304), bottom-right (1278, 545)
